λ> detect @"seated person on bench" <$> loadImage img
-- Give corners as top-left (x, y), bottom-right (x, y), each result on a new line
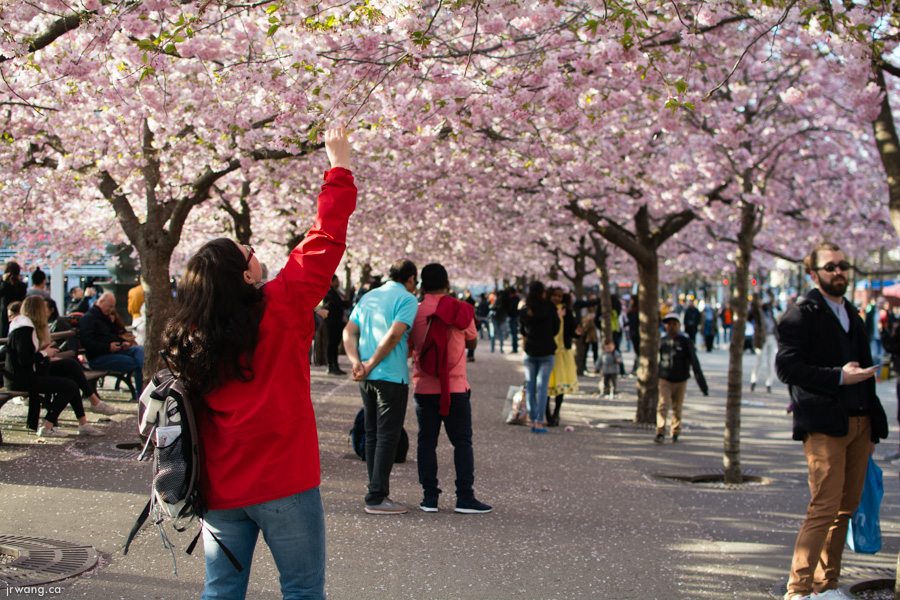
top-left (78, 292), bottom-right (145, 398)
top-left (5, 297), bottom-right (115, 437)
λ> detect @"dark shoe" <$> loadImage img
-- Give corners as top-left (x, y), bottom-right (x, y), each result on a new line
top-left (766, 385), bottom-right (772, 394)
top-left (654, 434), bottom-right (664, 444)
top-left (672, 435), bottom-right (679, 443)
top-left (455, 499), bottom-right (492, 514)
top-left (364, 498), bottom-right (408, 514)
top-left (327, 367), bottom-right (346, 375)
top-left (419, 498), bottom-right (439, 513)
top-left (750, 382), bottom-right (756, 392)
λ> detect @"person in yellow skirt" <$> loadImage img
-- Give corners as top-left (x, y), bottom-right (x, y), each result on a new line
top-left (545, 282), bottom-right (581, 426)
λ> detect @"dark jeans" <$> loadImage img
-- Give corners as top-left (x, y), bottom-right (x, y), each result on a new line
top-left (325, 319), bottom-right (343, 369)
top-left (89, 346), bottom-right (145, 395)
top-left (359, 380), bottom-right (409, 505)
top-left (414, 390), bottom-right (475, 503)
top-left (33, 375), bottom-right (83, 426)
top-left (583, 341), bottom-right (598, 371)
top-left (508, 316), bottom-right (519, 353)
top-left (49, 358), bottom-right (97, 398)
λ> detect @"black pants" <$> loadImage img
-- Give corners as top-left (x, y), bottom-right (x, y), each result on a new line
top-left (49, 358), bottom-right (97, 398)
top-left (359, 380), bottom-right (409, 505)
top-left (414, 390), bottom-right (475, 503)
top-left (33, 376), bottom-right (83, 426)
top-left (325, 318), bottom-right (343, 369)
top-left (704, 334), bottom-right (715, 352)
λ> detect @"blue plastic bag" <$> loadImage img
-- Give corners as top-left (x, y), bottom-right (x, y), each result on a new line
top-left (846, 455), bottom-right (883, 554)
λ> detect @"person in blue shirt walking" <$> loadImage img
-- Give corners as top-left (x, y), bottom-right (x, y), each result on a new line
top-left (343, 259), bottom-right (418, 515)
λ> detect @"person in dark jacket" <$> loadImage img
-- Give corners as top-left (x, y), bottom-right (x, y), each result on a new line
top-left (545, 285), bottom-right (580, 427)
top-left (682, 300), bottom-right (701, 346)
top-left (78, 292), bottom-right (145, 397)
top-left (519, 281), bottom-right (560, 434)
top-left (0, 261), bottom-right (27, 338)
top-left (776, 242), bottom-right (888, 600)
top-left (654, 313), bottom-right (708, 444)
top-left (626, 298), bottom-right (641, 374)
top-left (323, 275), bottom-right (352, 375)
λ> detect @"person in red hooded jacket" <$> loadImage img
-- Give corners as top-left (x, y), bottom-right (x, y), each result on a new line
top-left (161, 123), bottom-right (355, 600)
top-left (408, 263), bottom-right (492, 514)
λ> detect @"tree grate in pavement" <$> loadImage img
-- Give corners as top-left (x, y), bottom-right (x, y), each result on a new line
top-left (652, 469), bottom-right (771, 487)
top-left (67, 441), bottom-right (147, 461)
top-left (0, 535), bottom-right (98, 588)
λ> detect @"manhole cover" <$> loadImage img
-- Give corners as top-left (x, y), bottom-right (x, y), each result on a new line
top-left (0, 535), bottom-right (98, 587)
top-left (654, 471), bottom-right (771, 487)
top-left (67, 441), bottom-right (148, 461)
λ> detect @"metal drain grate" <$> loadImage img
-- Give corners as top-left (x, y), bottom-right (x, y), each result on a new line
top-left (67, 441), bottom-right (146, 461)
top-left (0, 536), bottom-right (98, 587)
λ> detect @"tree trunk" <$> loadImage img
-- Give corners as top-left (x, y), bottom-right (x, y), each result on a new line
top-left (596, 253), bottom-right (613, 346)
top-left (723, 201), bottom-right (757, 483)
top-left (872, 64), bottom-right (900, 239)
top-left (133, 239), bottom-right (176, 383)
top-left (635, 256), bottom-right (660, 424)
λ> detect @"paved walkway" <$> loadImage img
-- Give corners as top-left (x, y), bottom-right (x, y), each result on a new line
top-left (0, 341), bottom-right (898, 599)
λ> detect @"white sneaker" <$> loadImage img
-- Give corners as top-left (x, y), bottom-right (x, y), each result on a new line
top-left (89, 401), bottom-right (119, 416)
top-left (784, 594), bottom-right (811, 600)
top-left (37, 426), bottom-right (69, 438)
top-left (78, 423), bottom-right (104, 437)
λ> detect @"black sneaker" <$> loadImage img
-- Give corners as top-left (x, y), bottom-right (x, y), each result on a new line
top-left (455, 499), bottom-right (492, 514)
top-left (672, 435), bottom-right (679, 443)
top-left (654, 434), bottom-right (664, 444)
top-left (419, 498), bottom-right (439, 513)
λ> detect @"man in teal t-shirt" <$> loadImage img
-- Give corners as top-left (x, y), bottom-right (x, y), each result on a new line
top-left (343, 259), bottom-right (418, 514)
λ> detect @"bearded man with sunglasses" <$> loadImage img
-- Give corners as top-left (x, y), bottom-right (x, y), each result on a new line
top-left (776, 241), bottom-right (888, 600)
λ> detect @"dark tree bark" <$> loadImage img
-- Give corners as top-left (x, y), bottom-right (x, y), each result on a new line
top-left (872, 62), bottom-right (900, 239)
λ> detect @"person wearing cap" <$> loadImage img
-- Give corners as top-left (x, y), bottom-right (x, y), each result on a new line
top-left (655, 312), bottom-right (708, 443)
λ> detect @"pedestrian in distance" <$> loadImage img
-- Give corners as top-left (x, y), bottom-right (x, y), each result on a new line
top-left (408, 263), bottom-right (492, 514)
top-left (0, 261), bottom-right (27, 337)
top-left (545, 283), bottom-right (579, 427)
top-left (654, 313), bottom-right (708, 444)
top-left (599, 341), bottom-right (622, 399)
top-left (160, 122), bottom-right (356, 600)
top-left (776, 241), bottom-right (888, 600)
top-left (323, 274), bottom-right (352, 375)
top-left (343, 259), bottom-right (418, 515)
top-left (518, 281), bottom-right (560, 434)
top-left (749, 290), bottom-right (779, 393)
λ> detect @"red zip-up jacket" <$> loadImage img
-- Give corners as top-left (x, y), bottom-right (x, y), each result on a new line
top-left (197, 167), bottom-right (356, 510)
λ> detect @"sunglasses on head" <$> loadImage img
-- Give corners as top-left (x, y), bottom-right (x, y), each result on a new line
top-left (242, 244), bottom-right (255, 268)
top-left (816, 261), bottom-right (851, 273)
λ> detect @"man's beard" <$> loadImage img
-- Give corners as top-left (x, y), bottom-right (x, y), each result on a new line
top-left (820, 277), bottom-right (847, 298)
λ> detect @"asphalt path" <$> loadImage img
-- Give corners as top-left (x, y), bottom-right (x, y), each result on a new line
top-left (1, 339), bottom-right (898, 599)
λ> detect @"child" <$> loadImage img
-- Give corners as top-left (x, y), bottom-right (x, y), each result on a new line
top-left (599, 341), bottom-right (622, 399)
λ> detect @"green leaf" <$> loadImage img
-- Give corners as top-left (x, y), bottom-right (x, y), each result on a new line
top-left (266, 4), bottom-right (279, 13)
top-left (683, 102), bottom-right (694, 111)
top-left (675, 78), bottom-right (687, 96)
top-left (268, 24), bottom-right (280, 36)
top-left (308, 126), bottom-right (319, 144)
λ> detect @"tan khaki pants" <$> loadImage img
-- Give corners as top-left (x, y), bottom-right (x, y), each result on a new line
top-left (787, 416), bottom-right (871, 596)
top-left (656, 379), bottom-right (687, 436)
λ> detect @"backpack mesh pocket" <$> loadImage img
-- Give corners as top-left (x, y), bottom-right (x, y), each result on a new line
top-left (153, 435), bottom-right (189, 505)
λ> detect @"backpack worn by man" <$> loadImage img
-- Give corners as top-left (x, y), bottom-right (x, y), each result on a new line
top-left (123, 361), bottom-right (241, 575)
top-left (349, 407), bottom-right (408, 463)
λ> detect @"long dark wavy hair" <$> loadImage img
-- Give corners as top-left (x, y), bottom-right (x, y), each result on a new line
top-left (525, 281), bottom-right (545, 313)
top-left (162, 238), bottom-right (266, 397)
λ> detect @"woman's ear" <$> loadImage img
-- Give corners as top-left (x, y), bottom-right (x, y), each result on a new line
top-left (243, 270), bottom-right (255, 285)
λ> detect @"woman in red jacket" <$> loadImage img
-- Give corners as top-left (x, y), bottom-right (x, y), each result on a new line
top-left (161, 124), bottom-right (355, 600)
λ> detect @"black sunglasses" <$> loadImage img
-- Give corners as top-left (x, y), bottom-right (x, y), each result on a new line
top-left (816, 261), bottom-right (851, 273)
top-left (242, 244), bottom-right (255, 268)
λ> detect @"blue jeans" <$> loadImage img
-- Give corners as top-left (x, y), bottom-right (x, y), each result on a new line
top-left (89, 345), bottom-right (145, 394)
top-left (414, 391), bottom-right (475, 503)
top-left (201, 488), bottom-right (326, 600)
top-left (490, 318), bottom-right (509, 353)
top-left (359, 380), bottom-right (408, 505)
top-left (524, 354), bottom-right (555, 424)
